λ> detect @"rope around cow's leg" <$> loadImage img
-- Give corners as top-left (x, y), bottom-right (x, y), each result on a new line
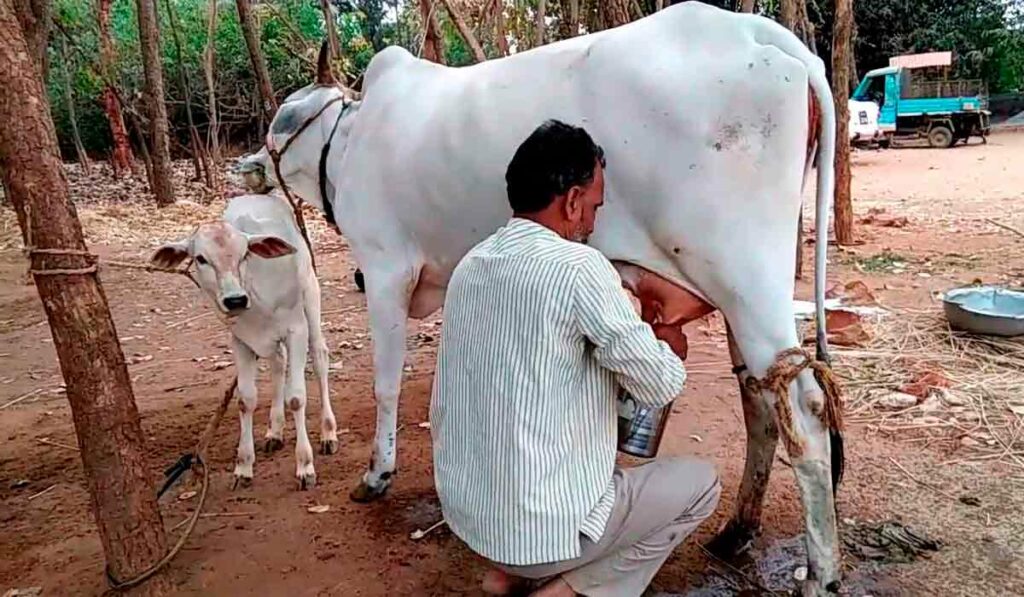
top-left (746, 348), bottom-right (845, 460)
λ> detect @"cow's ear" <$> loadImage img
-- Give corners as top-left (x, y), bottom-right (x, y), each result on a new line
top-left (247, 235), bottom-right (297, 259)
top-left (150, 241), bottom-right (190, 269)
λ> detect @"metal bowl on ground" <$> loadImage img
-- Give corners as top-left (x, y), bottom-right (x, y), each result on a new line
top-left (941, 286), bottom-right (1024, 337)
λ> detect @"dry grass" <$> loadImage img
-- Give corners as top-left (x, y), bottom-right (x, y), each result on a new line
top-left (0, 159), bottom-right (343, 255)
top-left (835, 310), bottom-right (1024, 477)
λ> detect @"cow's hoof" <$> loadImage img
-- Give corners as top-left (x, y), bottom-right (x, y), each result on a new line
top-left (232, 475), bottom-right (253, 490)
top-left (320, 438), bottom-right (339, 455)
top-left (264, 437), bottom-right (285, 453)
top-left (297, 473), bottom-right (317, 491)
top-left (353, 269), bottom-right (365, 293)
top-left (705, 520), bottom-right (756, 560)
top-left (349, 480), bottom-right (389, 503)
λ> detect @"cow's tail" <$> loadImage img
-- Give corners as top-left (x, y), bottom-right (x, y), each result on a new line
top-left (764, 21), bottom-right (843, 494)
top-left (806, 63), bottom-right (844, 495)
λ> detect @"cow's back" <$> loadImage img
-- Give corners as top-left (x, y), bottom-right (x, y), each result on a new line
top-left (335, 2), bottom-right (819, 297)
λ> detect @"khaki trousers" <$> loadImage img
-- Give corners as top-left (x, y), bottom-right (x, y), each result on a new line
top-left (497, 457), bottom-right (721, 597)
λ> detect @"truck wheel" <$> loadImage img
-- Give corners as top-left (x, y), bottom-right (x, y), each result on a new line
top-left (928, 125), bottom-right (954, 148)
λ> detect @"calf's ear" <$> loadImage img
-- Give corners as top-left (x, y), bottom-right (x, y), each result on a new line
top-left (150, 241), bottom-right (190, 269)
top-left (247, 234), bottom-right (297, 259)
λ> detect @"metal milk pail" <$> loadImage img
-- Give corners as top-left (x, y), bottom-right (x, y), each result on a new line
top-left (616, 388), bottom-right (672, 458)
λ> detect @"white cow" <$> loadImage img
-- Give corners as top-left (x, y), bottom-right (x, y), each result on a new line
top-left (150, 193), bottom-right (338, 489)
top-left (241, 3), bottom-right (844, 593)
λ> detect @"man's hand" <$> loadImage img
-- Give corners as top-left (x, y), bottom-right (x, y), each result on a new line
top-left (652, 323), bottom-right (688, 361)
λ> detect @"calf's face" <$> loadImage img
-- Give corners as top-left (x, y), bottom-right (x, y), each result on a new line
top-left (150, 222), bottom-right (296, 315)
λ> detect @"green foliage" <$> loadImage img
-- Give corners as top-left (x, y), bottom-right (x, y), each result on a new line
top-left (46, 0), bottom-right (1024, 161)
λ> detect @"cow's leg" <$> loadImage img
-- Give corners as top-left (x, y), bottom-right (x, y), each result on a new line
top-left (285, 323), bottom-right (316, 490)
top-left (232, 338), bottom-right (259, 488)
top-left (304, 281), bottom-right (338, 455)
top-left (350, 267), bottom-right (414, 502)
top-left (264, 343), bottom-right (286, 453)
top-left (706, 325), bottom-right (780, 558)
top-left (724, 305), bottom-right (840, 596)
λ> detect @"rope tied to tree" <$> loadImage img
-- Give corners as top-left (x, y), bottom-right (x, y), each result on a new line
top-left (20, 203), bottom-right (200, 287)
top-left (745, 347), bottom-right (845, 459)
top-left (105, 377), bottom-right (237, 591)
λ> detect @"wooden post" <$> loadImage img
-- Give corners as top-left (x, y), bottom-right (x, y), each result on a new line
top-left (832, 0), bottom-right (854, 245)
top-left (0, 2), bottom-right (170, 592)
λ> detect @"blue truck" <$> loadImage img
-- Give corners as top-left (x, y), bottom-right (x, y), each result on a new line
top-left (851, 64), bottom-right (991, 148)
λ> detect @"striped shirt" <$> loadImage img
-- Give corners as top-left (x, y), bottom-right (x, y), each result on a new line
top-left (430, 217), bottom-right (687, 566)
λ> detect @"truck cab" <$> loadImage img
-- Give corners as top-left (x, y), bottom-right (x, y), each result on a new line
top-left (852, 61), bottom-right (991, 148)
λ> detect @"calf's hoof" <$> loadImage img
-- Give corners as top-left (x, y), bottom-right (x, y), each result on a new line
top-left (349, 479), bottom-right (390, 503)
top-left (320, 438), bottom-right (339, 455)
top-left (232, 475), bottom-right (253, 490)
top-left (264, 437), bottom-right (285, 453)
top-left (297, 473), bottom-right (317, 491)
top-left (705, 519), bottom-right (757, 560)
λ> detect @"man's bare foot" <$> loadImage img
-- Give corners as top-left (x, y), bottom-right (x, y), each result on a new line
top-left (529, 576), bottom-right (575, 597)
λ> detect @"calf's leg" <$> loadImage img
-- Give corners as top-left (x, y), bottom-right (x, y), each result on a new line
top-left (304, 280), bottom-right (338, 455)
top-left (285, 324), bottom-right (316, 489)
top-left (232, 338), bottom-right (259, 487)
top-left (264, 343), bottom-right (286, 452)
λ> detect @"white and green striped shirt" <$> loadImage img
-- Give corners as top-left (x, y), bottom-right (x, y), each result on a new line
top-left (430, 218), bottom-right (687, 566)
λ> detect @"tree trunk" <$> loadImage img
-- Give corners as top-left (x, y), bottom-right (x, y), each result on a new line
top-left (235, 0), bottom-right (277, 122)
top-left (162, 0), bottom-right (204, 182)
top-left (535, 0), bottom-right (546, 46)
top-left (602, 0), bottom-right (632, 28)
top-left (59, 37), bottom-right (91, 174)
top-left (126, 109), bottom-right (154, 184)
top-left (419, 0), bottom-right (446, 64)
top-left (739, 0), bottom-right (755, 13)
top-left (779, 0), bottom-right (816, 54)
top-left (135, 0), bottom-right (175, 206)
top-left (97, 0), bottom-right (134, 178)
top-left (11, 0), bottom-right (50, 74)
top-left (492, 0), bottom-right (509, 56)
top-left (557, 0), bottom-right (578, 38)
top-left (0, 3), bottom-right (170, 593)
top-left (202, 0), bottom-right (222, 192)
top-left (440, 0), bottom-right (487, 63)
top-left (831, 0), bottom-right (854, 245)
top-left (655, 0), bottom-right (664, 10)
top-left (319, 0), bottom-right (341, 63)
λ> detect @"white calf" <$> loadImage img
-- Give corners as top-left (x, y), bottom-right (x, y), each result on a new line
top-left (151, 193), bottom-right (337, 489)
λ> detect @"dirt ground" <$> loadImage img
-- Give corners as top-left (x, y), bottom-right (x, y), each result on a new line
top-left (1, 133), bottom-right (1023, 596)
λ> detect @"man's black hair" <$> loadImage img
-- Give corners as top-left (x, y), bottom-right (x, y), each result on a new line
top-left (505, 120), bottom-right (606, 214)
